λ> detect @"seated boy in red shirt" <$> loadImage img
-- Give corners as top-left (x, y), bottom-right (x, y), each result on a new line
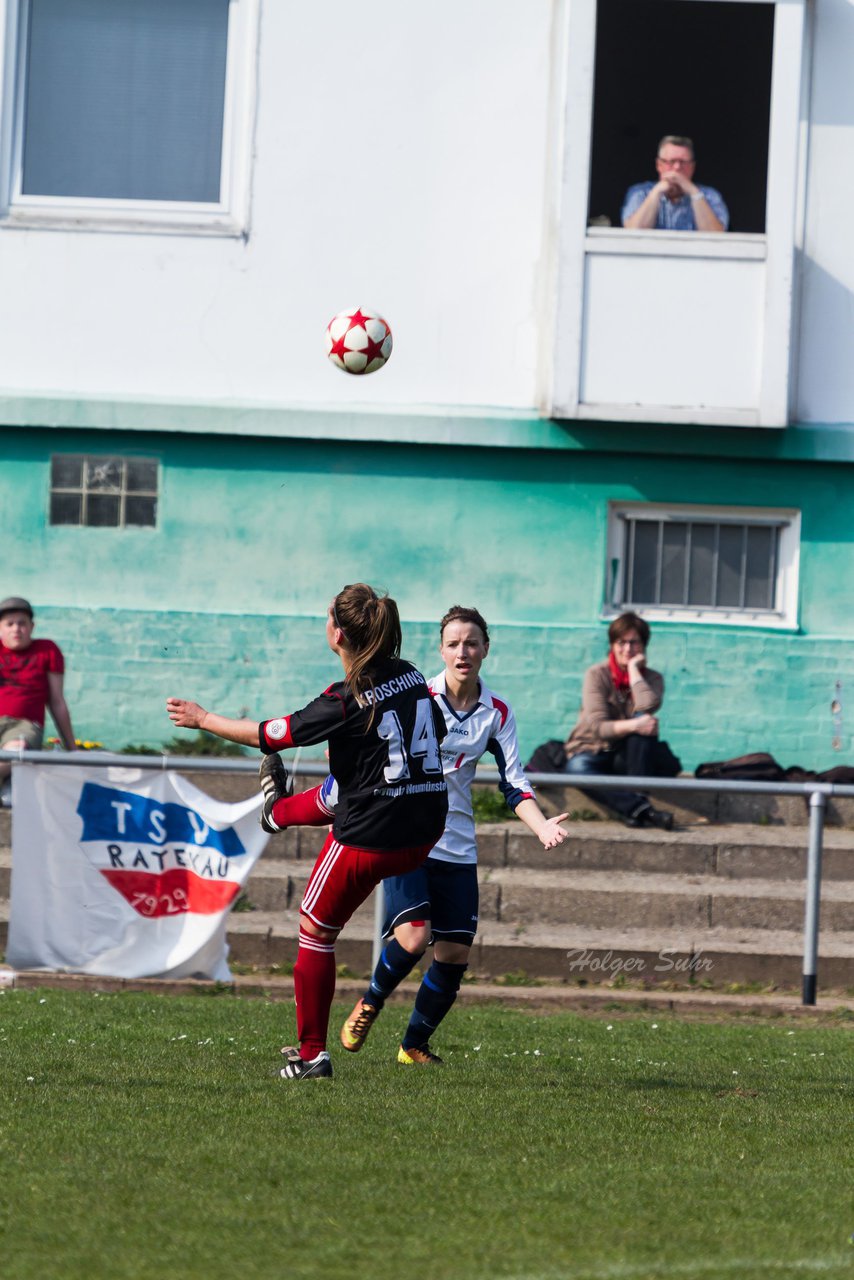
top-left (0, 596), bottom-right (77, 806)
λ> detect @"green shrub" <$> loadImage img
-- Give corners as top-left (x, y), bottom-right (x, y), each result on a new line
top-left (471, 788), bottom-right (511, 823)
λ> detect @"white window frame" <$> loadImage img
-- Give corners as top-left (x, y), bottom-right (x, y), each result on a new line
top-left (604, 502), bottom-right (801, 629)
top-left (548, 0), bottom-right (808, 428)
top-left (0, 0), bottom-right (259, 236)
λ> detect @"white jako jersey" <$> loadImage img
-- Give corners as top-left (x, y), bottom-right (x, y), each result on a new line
top-left (427, 670), bottom-right (534, 865)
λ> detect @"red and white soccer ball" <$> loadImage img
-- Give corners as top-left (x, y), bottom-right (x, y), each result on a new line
top-left (325, 307), bottom-right (393, 375)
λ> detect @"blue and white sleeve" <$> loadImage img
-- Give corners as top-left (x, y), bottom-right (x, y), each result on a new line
top-left (488, 702), bottom-right (535, 811)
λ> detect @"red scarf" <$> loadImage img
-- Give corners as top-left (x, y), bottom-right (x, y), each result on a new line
top-left (608, 651), bottom-right (631, 693)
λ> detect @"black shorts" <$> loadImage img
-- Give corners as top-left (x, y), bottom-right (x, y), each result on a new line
top-left (382, 859), bottom-right (479, 944)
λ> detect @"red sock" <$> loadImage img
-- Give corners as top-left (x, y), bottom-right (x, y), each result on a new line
top-left (293, 928), bottom-right (337, 1059)
top-left (272, 784), bottom-right (330, 829)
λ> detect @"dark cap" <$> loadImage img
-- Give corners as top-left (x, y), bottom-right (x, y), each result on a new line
top-left (0, 596), bottom-right (34, 619)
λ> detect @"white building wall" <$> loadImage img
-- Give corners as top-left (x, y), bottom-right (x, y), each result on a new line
top-left (0, 0), bottom-right (555, 412)
top-left (794, 0), bottom-right (854, 425)
top-left (0, 0), bottom-right (850, 427)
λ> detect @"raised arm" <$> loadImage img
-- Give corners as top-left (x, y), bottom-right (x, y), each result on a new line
top-left (626, 653), bottom-right (664, 714)
top-left (622, 180), bottom-right (668, 228)
top-left (658, 168), bottom-right (726, 232)
top-left (166, 698), bottom-right (260, 748)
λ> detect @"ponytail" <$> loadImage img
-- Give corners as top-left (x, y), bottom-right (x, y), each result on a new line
top-left (333, 583), bottom-right (402, 721)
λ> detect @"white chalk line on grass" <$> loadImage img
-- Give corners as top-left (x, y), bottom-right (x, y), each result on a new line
top-left (506, 1257), bottom-right (848, 1280)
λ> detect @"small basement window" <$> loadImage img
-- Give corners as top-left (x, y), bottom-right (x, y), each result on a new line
top-left (605, 503), bottom-right (800, 628)
top-left (50, 455), bottom-right (158, 528)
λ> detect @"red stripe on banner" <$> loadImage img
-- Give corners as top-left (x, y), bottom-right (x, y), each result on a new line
top-left (100, 868), bottom-right (241, 917)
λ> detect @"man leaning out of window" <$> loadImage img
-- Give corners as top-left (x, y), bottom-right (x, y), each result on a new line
top-left (622, 135), bottom-right (728, 232)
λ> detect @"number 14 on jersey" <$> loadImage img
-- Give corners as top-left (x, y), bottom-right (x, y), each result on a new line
top-left (378, 703), bottom-right (442, 783)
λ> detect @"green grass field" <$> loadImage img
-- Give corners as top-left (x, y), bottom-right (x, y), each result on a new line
top-left (0, 988), bottom-right (851, 1280)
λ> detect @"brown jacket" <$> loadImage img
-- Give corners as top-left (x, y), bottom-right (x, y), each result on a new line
top-left (565, 659), bottom-right (664, 758)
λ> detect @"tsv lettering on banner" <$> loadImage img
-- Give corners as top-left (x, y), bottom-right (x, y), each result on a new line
top-left (76, 781), bottom-right (247, 919)
top-left (77, 783), bottom-right (245, 853)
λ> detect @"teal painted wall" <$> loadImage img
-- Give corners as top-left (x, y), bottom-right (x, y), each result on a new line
top-left (4, 424), bottom-right (854, 770)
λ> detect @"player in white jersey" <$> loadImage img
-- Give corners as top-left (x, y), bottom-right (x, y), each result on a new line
top-left (340, 605), bottom-right (569, 1064)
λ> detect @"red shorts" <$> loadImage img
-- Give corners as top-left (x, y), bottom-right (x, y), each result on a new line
top-left (300, 834), bottom-right (435, 932)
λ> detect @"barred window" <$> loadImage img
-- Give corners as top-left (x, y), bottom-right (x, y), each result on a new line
top-left (606, 504), bottom-right (800, 629)
top-left (49, 455), bottom-right (158, 528)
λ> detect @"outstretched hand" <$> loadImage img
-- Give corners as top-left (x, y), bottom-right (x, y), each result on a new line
top-left (539, 813), bottom-right (570, 850)
top-left (166, 697), bottom-right (207, 730)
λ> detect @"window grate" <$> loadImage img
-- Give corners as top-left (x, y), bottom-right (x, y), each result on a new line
top-left (49, 454), bottom-right (158, 528)
top-left (621, 517), bottom-right (782, 613)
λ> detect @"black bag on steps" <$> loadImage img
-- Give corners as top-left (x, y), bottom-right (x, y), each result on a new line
top-left (524, 740), bottom-right (567, 774)
top-left (695, 752), bottom-right (786, 782)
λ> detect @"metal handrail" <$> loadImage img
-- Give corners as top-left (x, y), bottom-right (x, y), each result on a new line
top-left (3, 751), bottom-right (850, 1005)
top-left (0, 748), bottom-right (330, 777)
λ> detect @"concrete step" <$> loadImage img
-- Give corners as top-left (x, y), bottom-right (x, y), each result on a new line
top-left (535, 781), bottom-right (854, 829)
top-left (471, 821), bottom-right (854, 880)
top-left (3, 844), bottom-right (854, 934)
top-left (220, 911), bottom-right (854, 988)
top-left (7, 818), bottom-right (854, 882)
top-left (165, 816), bottom-right (854, 879)
top-left (485, 865), bottom-right (854, 933)
top-left (3, 895), bottom-right (853, 988)
top-left (4, 791), bottom-right (854, 987)
top-left (227, 859), bottom-right (854, 935)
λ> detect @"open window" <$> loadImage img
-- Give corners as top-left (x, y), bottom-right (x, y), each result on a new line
top-left (588, 0), bottom-right (774, 233)
top-left (550, 0), bottom-right (806, 427)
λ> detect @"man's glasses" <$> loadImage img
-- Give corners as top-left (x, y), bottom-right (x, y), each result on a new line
top-left (657, 157), bottom-right (694, 167)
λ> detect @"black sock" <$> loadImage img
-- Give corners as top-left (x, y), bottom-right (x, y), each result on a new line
top-left (402, 960), bottom-right (467, 1050)
top-left (365, 937), bottom-right (424, 1010)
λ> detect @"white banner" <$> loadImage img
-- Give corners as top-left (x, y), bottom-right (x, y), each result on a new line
top-left (7, 763), bottom-right (269, 981)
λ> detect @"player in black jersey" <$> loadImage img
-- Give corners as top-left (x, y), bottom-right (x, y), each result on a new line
top-left (167, 583), bottom-right (448, 1081)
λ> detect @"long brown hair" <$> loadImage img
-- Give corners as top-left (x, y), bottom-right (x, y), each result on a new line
top-left (333, 583), bottom-right (402, 716)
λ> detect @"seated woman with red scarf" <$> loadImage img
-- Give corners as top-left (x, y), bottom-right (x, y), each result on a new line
top-left (562, 612), bottom-right (677, 829)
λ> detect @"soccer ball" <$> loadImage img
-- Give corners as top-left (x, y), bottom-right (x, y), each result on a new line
top-left (325, 307), bottom-right (393, 375)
